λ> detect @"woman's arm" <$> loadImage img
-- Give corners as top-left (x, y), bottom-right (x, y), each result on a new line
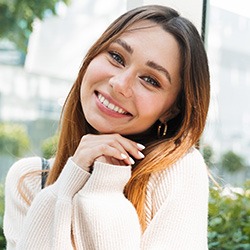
top-left (4, 133), bottom-right (144, 249)
top-left (4, 157), bottom-right (90, 250)
top-left (72, 161), bottom-right (141, 249)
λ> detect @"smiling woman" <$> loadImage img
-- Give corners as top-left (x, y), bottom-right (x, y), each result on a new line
top-left (80, 21), bottom-right (181, 135)
top-left (4, 5), bottom-right (210, 250)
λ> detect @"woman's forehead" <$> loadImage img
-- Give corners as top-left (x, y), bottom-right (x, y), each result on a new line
top-left (123, 20), bottom-right (161, 33)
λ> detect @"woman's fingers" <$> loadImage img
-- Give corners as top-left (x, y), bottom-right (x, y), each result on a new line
top-left (95, 143), bottom-right (133, 165)
top-left (103, 134), bottom-right (145, 161)
top-left (83, 134), bottom-right (144, 163)
top-left (72, 134), bottom-right (146, 170)
top-left (95, 155), bottom-right (126, 166)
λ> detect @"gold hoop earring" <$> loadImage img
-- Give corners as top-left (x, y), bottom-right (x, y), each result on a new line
top-left (157, 122), bottom-right (167, 138)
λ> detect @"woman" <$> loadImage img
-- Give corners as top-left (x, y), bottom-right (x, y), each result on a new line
top-left (4, 5), bottom-right (210, 249)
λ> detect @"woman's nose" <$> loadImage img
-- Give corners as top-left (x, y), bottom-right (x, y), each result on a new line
top-left (109, 70), bottom-right (134, 98)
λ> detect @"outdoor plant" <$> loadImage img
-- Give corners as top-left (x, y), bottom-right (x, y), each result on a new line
top-left (0, 0), bottom-right (71, 52)
top-left (0, 123), bottom-right (30, 157)
top-left (221, 150), bottom-right (246, 173)
top-left (208, 180), bottom-right (250, 249)
top-left (202, 144), bottom-right (214, 168)
top-left (41, 134), bottom-right (58, 159)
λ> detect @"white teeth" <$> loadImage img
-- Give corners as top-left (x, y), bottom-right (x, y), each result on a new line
top-left (108, 103), bottom-right (115, 109)
top-left (103, 99), bottom-right (109, 106)
top-left (118, 108), bottom-right (124, 113)
top-left (100, 96), bottom-right (105, 102)
top-left (97, 93), bottom-right (127, 114)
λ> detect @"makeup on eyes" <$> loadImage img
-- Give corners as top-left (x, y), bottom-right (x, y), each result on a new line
top-left (109, 39), bottom-right (172, 86)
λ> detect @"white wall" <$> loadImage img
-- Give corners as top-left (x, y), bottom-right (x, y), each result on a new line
top-left (140, 0), bottom-right (203, 33)
top-left (25, 0), bottom-right (203, 80)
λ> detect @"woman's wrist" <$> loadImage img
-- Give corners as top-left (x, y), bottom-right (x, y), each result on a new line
top-left (51, 157), bottom-right (91, 200)
top-left (78, 161), bottom-right (131, 195)
top-left (71, 156), bottom-right (90, 172)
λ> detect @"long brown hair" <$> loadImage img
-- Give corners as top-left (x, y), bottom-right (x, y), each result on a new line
top-left (46, 5), bottom-right (210, 230)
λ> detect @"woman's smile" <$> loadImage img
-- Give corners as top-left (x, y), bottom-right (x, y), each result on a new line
top-left (95, 91), bottom-right (133, 118)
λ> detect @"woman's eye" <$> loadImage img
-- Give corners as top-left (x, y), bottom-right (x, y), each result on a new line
top-left (108, 51), bottom-right (125, 66)
top-left (141, 76), bottom-right (160, 87)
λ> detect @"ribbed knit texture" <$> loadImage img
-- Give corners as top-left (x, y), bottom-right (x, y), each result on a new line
top-left (4, 147), bottom-right (209, 249)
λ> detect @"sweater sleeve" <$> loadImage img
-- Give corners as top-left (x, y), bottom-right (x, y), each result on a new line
top-left (72, 161), bottom-right (142, 250)
top-left (4, 157), bottom-right (90, 250)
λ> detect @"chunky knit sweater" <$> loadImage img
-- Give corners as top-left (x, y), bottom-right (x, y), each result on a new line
top-left (4, 147), bottom-right (209, 249)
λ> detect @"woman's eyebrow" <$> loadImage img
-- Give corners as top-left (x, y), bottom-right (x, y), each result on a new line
top-left (146, 60), bottom-right (172, 83)
top-left (113, 39), bottom-right (171, 83)
top-left (114, 39), bottom-right (133, 54)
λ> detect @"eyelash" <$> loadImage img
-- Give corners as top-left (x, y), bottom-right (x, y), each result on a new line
top-left (108, 51), bottom-right (125, 66)
top-left (108, 50), bottom-right (161, 88)
top-left (140, 76), bottom-right (160, 87)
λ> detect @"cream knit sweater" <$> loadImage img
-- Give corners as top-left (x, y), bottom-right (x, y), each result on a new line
top-left (4, 147), bottom-right (209, 249)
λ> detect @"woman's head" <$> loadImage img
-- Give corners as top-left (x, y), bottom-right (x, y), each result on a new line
top-left (52, 4), bottom-right (209, 172)
top-left (65, 5), bottom-right (209, 143)
top-left (80, 19), bottom-right (182, 135)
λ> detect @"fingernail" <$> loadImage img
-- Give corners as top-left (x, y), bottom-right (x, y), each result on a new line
top-left (137, 143), bottom-right (145, 150)
top-left (129, 157), bottom-right (135, 165)
top-left (138, 151), bottom-right (145, 158)
top-left (121, 153), bottom-right (127, 159)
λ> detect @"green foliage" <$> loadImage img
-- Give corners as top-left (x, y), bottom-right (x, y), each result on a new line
top-left (221, 150), bottom-right (246, 173)
top-left (0, 183), bottom-right (6, 248)
top-left (208, 180), bottom-right (250, 249)
top-left (203, 145), bottom-right (214, 168)
top-left (0, 0), bottom-right (70, 52)
top-left (0, 123), bottom-right (30, 157)
top-left (41, 134), bottom-right (58, 159)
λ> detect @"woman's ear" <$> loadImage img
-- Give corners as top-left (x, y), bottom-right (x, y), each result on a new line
top-left (159, 105), bottom-right (180, 123)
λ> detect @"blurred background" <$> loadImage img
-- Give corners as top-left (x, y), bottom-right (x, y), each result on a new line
top-left (0, 0), bottom-right (250, 248)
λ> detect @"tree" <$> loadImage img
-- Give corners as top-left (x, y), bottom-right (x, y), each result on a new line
top-left (221, 150), bottom-right (246, 173)
top-left (41, 134), bottom-right (58, 159)
top-left (0, 123), bottom-right (30, 157)
top-left (0, 0), bottom-right (70, 52)
top-left (202, 144), bottom-right (214, 168)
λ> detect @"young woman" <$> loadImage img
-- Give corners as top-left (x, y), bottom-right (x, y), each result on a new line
top-left (4, 5), bottom-right (210, 249)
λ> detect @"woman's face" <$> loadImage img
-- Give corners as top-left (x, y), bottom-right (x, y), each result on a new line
top-left (80, 21), bottom-right (181, 135)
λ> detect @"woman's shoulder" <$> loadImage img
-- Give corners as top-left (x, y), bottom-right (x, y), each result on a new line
top-left (181, 146), bottom-right (205, 162)
top-left (6, 157), bottom-right (43, 181)
top-left (175, 146), bottom-right (207, 170)
top-left (168, 146), bottom-right (207, 175)
top-left (148, 147), bottom-right (208, 195)
top-left (7, 157), bottom-right (54, 177)
top-left (5, 157), bottom-right (48, 201)
top-left (151, 147), bottom-right (206, 180)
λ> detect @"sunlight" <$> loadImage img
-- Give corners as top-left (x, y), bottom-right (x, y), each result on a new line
top-left (210, 0), bottom-right (250, 18)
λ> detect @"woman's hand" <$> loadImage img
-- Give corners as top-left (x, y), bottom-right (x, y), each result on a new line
top-left (72, 134), bottom-right (145, 171)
